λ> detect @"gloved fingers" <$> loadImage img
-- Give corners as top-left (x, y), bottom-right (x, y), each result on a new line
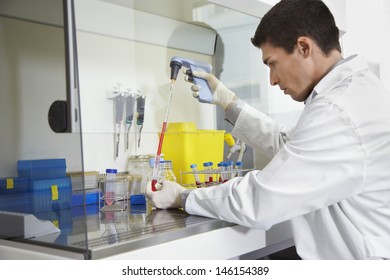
top-left (191, 84), bottom-right (200, 92)
top-left (192, 70), bottom-right (210, 79)
top-left (183, 69), bottom-right (195, 84)
top-left (154, 182), bottom-right (163, 191)
top-left (161, 180), bottom-right (187, 193)
top-left (192, 70), bottom-right (219, 93)
top-left (191, 84), bottom-right (200, 99)
top-left (145, 181), bottom-right (162, 197)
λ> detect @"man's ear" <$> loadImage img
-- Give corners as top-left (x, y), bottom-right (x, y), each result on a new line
top-left (296, 37), bottom-right (312, 57)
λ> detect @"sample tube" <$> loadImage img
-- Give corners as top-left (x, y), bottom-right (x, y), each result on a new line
top-left (221, 162), bottom-right (229, 183)
top-left (235, 161), bottom-right (243, 177)
top-left (190, 164), bottom-right (202, 187)
top-left (203, 162), bottom-right (213, 185)
top-left (228, 161), bottom-right (234, 179)
top-left (105, 168), bottom-right (117, 206)
top-left (217, 162), bottom-right (223, 183)
top-left (208, 162), bottom-right (214, 184)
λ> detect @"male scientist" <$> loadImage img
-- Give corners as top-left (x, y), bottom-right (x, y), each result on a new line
top-left (147, 0), bottom-right (390, 259)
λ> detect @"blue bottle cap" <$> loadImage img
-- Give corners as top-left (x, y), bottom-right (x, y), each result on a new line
top-left (190, 164), bottom-right (197, 168)
top-left (236, 161), bottom-right (243, 166)
top-left (106, 168), bottom-right (117, 174)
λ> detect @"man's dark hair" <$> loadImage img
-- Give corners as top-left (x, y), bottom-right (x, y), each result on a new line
top-left (251, 0), bottom-right (341, 55)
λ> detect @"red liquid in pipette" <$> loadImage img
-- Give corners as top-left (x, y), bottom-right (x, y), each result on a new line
top-left (151, 81), bottom-right (175, 191)
top-left (151, 121), bottom-right (167, 191)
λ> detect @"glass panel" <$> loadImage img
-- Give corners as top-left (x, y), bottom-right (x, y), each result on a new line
top-left (0, 0), bottom-right (87, 257)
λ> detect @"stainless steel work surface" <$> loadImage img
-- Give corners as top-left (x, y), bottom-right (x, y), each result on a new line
top-left (10, 203), bottom-right (233, 259)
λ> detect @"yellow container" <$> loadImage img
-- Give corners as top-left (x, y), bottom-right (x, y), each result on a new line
top-left (161, 122), bottom-right (225, 186)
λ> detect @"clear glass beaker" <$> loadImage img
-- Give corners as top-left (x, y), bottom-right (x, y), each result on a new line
top-left (127, 155), bottom-right (153, 197)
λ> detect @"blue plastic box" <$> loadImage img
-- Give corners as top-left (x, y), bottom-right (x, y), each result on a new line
top-left (130, 194), bottom-right (146, 205)
top-left (72, 190), bottom-right (99, 207)
top-left (17, 159), bottom-right (66, 181)
top-left (0, 193), bottom-right (29, 213)
top-left (0, 177), bottom-right (28, 194)
top-left (29, 177), bottom-right (72, 213)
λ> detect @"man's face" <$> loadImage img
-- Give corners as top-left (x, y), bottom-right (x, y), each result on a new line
top-left (261, 42), bottom-right (316, 102)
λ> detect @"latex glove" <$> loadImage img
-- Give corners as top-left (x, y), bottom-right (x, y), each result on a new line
top-left (188, 70), bottom-right (236, 110)
top-left (146, 180), bottom-right (186, 209)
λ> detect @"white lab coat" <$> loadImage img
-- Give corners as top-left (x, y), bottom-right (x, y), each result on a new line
top-left (185, 55), bottom-right (390, 259)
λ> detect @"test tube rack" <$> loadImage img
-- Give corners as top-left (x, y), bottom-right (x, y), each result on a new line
top-left (98, 177), bottom-right (129, 212)
top-left (180, 167), bottom-right (253, 188)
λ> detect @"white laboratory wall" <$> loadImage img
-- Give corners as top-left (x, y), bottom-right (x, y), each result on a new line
top-left (75, 0), bottom-right (216, 173)
top-left (254, 0), bottom-right (346, 33)
top-left (342, 0), bottom-right (390, 90)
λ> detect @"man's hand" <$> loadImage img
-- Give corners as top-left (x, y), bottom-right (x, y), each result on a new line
top-left (146, 180), bottom-right (186, 209)
top-left (186, 70), bottom-right (236, 110)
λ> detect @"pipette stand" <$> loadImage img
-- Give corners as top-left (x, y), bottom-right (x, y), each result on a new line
top-left (106, 84), bottom-right (144, 159)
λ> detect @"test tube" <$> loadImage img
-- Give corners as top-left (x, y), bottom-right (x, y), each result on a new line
top-left (228, 161), bottom-right (234, 179)
top-left (203, 162), bottom-right (212, 186)
top-left (217, 162), bottom-right (223, 183)
top-left (105, 168), bottom-right (117, 206)
top-left (221, 162), bottom-right (229, 183)
top-left (190, 164), bottom-right (202, 187)
top-left (207, 162), bottom-right (214, 184)
top-left (235, 161), bottom-right (243, 177)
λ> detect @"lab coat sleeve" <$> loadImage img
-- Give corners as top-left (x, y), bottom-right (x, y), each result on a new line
top-left (230, 103), bottom-right (291, 158)
top-left (185, 100), bottom-right (365, 229)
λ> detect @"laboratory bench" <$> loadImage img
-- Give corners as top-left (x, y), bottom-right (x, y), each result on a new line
top-left (0, 198), bottom-right (284, 260)
top-left (0, 202), bottom-right (294, 260)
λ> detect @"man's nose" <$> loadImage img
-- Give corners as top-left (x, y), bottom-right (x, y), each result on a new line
top-left (270, 71), bottom-right (279, 86)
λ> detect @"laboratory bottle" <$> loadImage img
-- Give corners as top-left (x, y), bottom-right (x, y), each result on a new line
top-left (190, 163), bottom-right (202, 187)
top-left (158, 160), bottom-right (176, 182)
top-left (235, 161), bottom-right (243, 177)
top-left (105, 168), bottom-right (117, 206)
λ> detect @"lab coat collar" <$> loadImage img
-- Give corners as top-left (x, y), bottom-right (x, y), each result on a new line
top-left (305, 55), bottom-right (369, 105)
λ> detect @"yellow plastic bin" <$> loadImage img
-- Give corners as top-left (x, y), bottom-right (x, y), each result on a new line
top-left (161, 122), bottom-right (225, 186)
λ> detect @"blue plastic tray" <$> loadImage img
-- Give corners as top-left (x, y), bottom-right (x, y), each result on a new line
top-left (0, 177), bottom-right (28, 194)
top-left (17, 159), bottom-right (66, 181)
top-left (29, 177), bottom-right (72, 213)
